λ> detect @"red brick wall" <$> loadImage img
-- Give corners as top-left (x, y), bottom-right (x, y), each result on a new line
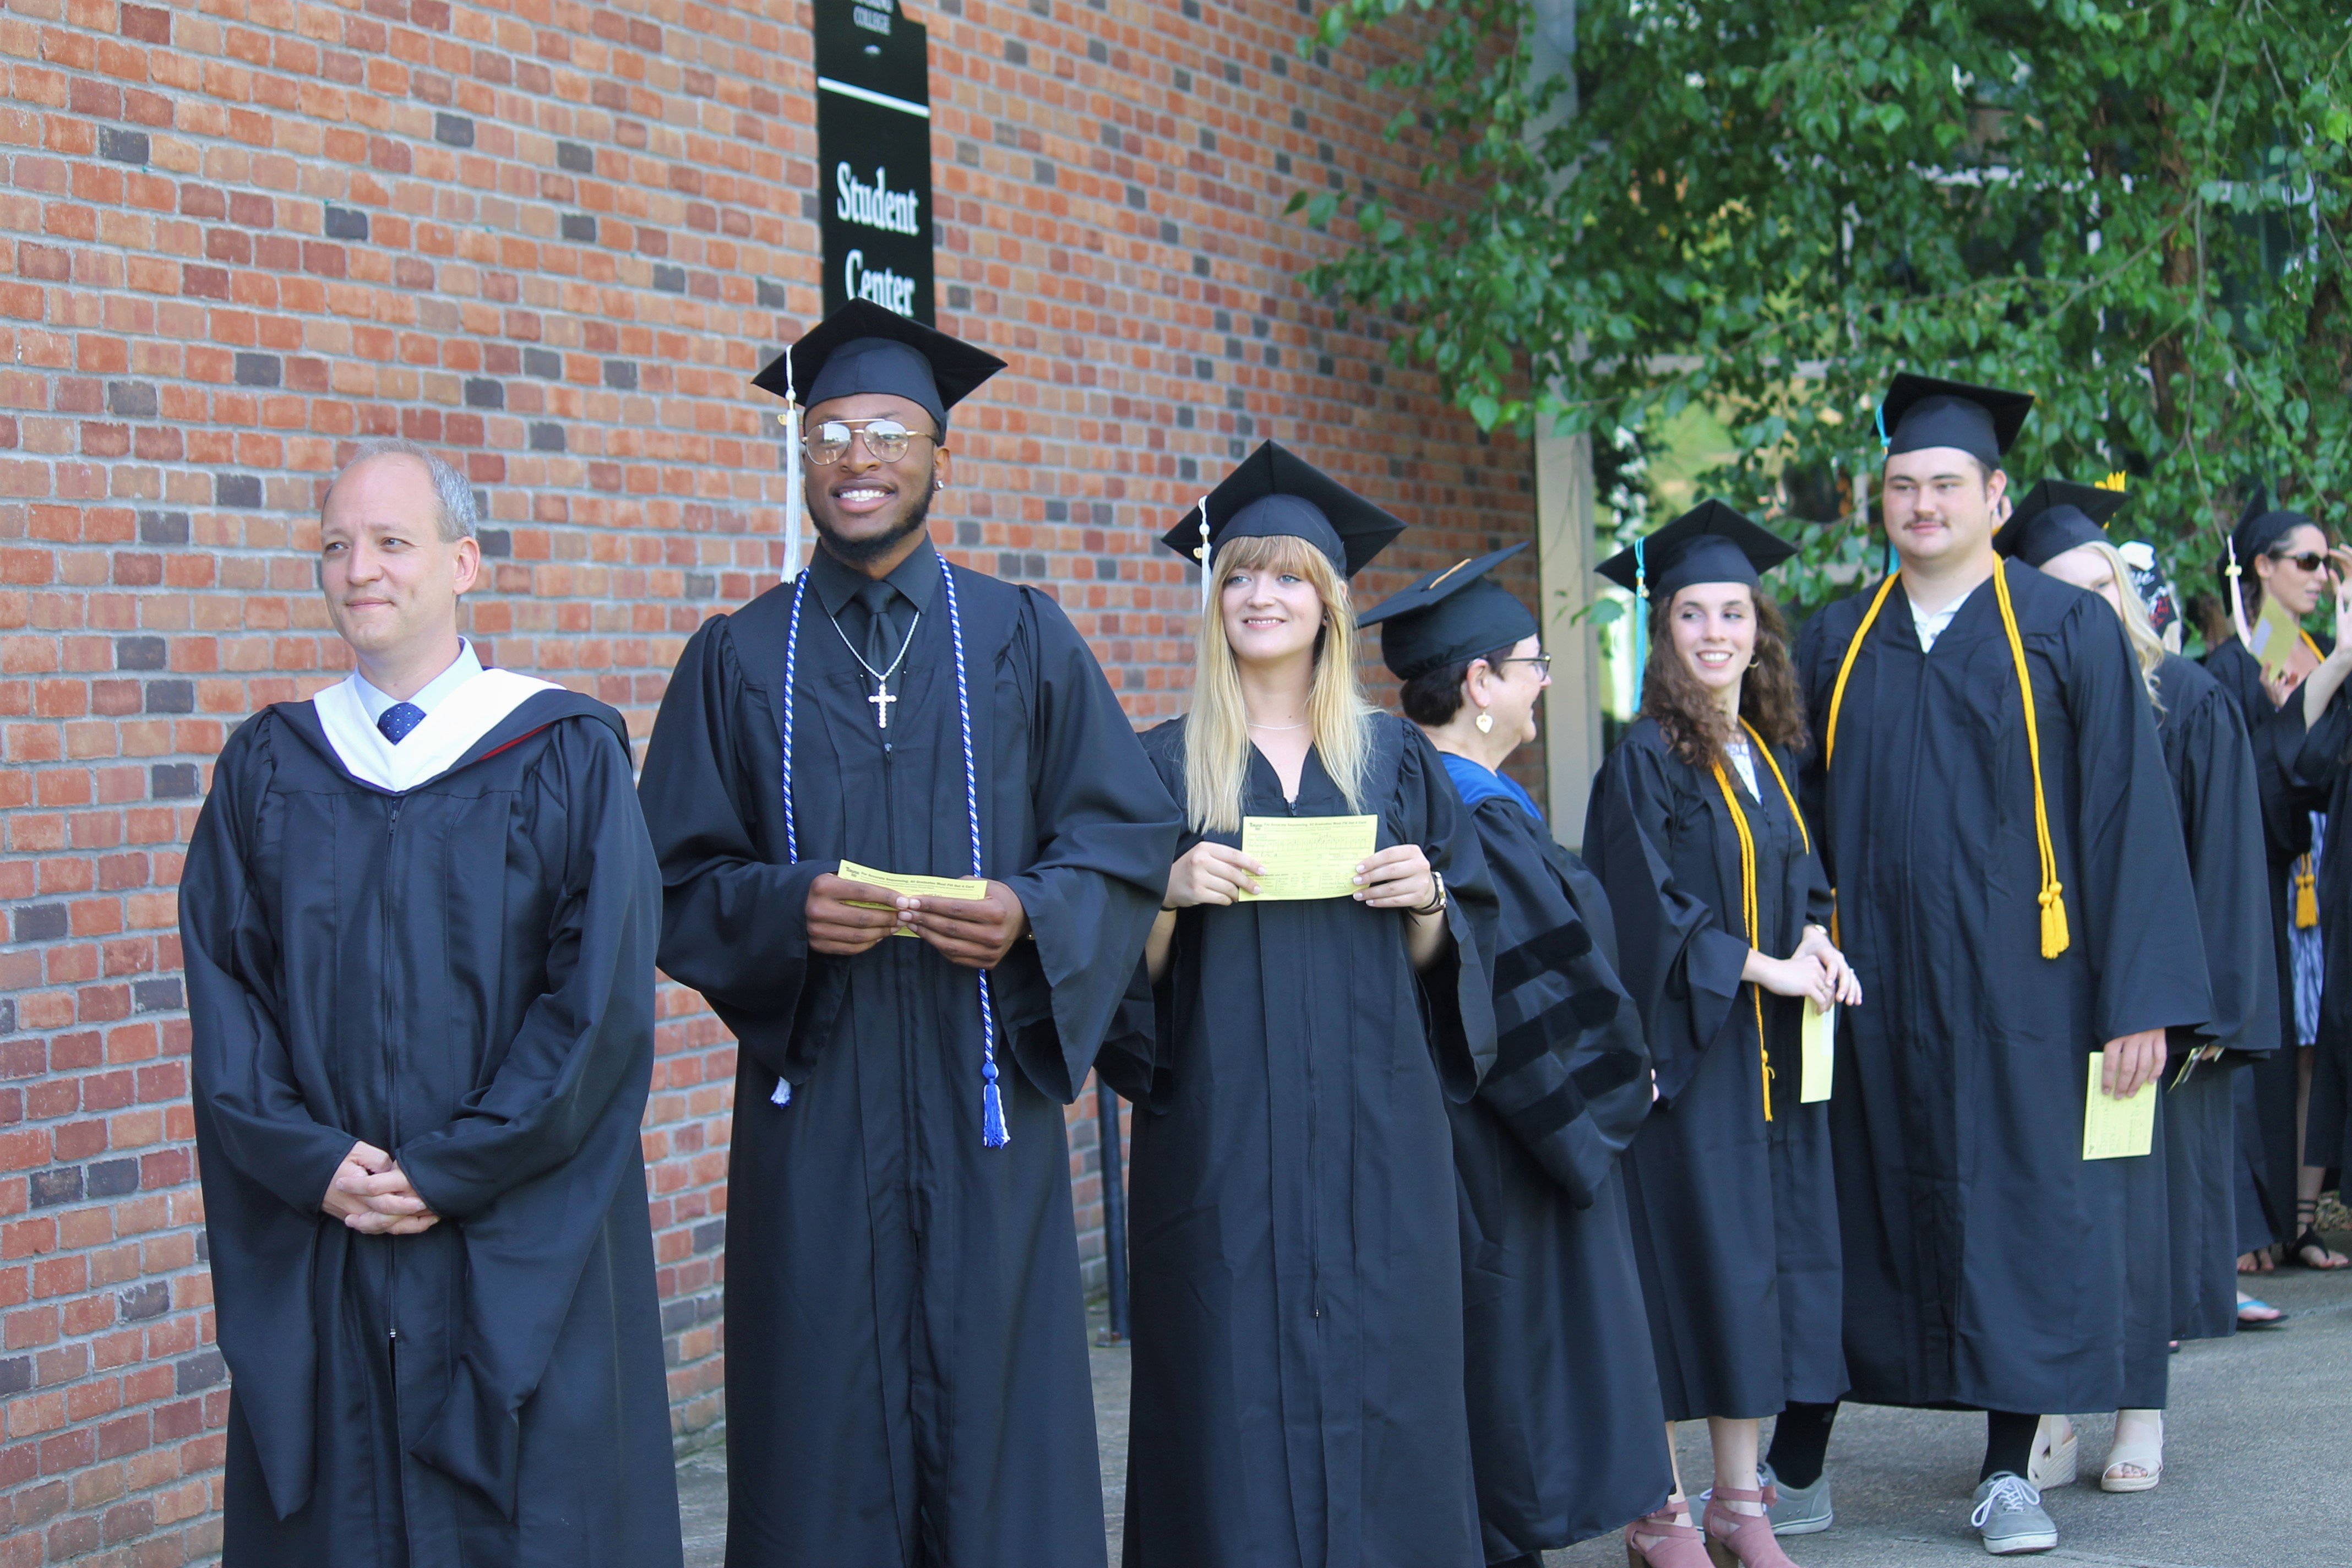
top-left (0, 0), bottom-right (1539, 1559)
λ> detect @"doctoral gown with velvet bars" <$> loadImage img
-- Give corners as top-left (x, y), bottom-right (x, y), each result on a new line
top-left (183, 692), bottom-right (679, 1568)
top-left (1099, 715), bottom-right (1498, 1568)
top-left (2134, 656), bottom-right (2279, 1378)
top-left (2202, 636), bottom-right (2329, 1250)
top-left (1584, 719), bottom-right (1844, 1424)
top-left (1444, 770), bottom-right (1672, 1561)
top-left (2291, 683), bottom-right (2352, 1184)
top-left (1794, 563), bottom-right (2209, 1414)
top-left (637, 562), bottom-right (1179, 1568)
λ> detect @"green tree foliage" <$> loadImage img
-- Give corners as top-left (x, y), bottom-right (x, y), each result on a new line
top-left (1297, 0), bottom-right (2352, 613)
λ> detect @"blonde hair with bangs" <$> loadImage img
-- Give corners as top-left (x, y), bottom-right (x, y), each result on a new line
top-left (2056, 539), bottom-right (2167, 710)
top-left (1183, 532), bottom-right (1376, 834)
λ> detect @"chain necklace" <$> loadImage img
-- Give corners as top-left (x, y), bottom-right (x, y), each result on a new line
top-left (1246, 718), bottom-right (1308, 731)
top-left (825, 606), bottom-right (923, 729)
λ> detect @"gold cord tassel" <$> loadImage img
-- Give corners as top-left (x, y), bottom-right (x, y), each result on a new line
top-left (2297, 854), bottom-right (2319, 929)
top-left (1990, 560), bottom-right (2068, 958)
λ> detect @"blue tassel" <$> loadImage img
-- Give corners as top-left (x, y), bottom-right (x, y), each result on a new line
top-left (770, 1079), bottom-right (793, 1107)
top-left (981, 1064), bottom-right (1009, 1148)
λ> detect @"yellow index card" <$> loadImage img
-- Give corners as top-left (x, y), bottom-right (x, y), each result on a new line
top-left (1237, 815), bottom-right (1379, 902)
top-left (2251, 595), bottom-right (2307, 682)
top-left (839, 859), bottom-right (988, 937)
top-left (1800, 1003), bottom-right (1834, 1103)
top-left (2082, 1053), bottom-right (2157, 1161)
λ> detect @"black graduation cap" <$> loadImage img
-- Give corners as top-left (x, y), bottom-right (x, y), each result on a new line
top-left (1358, 543), bottom-right (1540, 680)
top-left (2227, 483), bottom-right (2318, 568)
top-left (750, 299), bottom-right (1007, 434)
top-left (1994, 479), bottom-right (2131, 568)
top-left (1593, 500), bottom-right (1796, 602)
top-left (1157, 440), bottom-right (1407, 578)
top-left (1875, 373), bottom-right (2035, 469)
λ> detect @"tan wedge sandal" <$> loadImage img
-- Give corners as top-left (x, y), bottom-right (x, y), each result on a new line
top-left (2101, 1409), bottom-right (2163, 1493)
top-left (2027, 1414), bottom-right (2078, 1490)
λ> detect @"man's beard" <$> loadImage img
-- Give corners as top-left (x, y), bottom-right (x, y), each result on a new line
top-left (812, 480), bottom-right (934, 567)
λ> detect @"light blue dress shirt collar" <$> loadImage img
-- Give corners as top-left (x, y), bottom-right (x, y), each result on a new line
top-left (352, 639), bottom-right (483, 725)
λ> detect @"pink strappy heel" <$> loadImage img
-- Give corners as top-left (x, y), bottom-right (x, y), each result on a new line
top-left (1704, 1484), bottom-right (1800, 1567)
top-left (1625, 1499), bottom-right (1712, 1567)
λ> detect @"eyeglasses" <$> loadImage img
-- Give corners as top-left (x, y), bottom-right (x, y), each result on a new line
top-left (1493, 654), bottom-right (1553, 675)
top-left (803, 417), bottom-right (936, 466)
top-left (2268, 551), bottom-right (2331, 573)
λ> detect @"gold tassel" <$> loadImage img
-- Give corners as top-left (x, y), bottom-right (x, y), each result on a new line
top-left (2296, 855), bottom-right (2318, 929)
top-left (2040, 883), bottom-right (2070, 960)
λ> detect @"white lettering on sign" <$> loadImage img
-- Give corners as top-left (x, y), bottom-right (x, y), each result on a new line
top-left (852, 3), bottom-right (891, 35)
top-left (836, 162), bottom-right (921, 236)
top-left (845, 250), bottom-right (918, 316)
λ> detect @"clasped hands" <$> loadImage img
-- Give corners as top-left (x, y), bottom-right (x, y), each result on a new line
top-left (1745, 924), bottom-right (1864, 1014)
top-left (805, 872), bottom-right (1029, 967)
top-left (1161, 840), bottom-right (1439, 911)
top-left (321, 1141), bottom-right (438, 1236)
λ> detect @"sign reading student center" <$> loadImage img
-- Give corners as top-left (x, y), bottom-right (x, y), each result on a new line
top-left (816, 0), bottom-right (934, 324)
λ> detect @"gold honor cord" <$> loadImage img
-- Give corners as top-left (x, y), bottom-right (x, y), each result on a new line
top-left (1742, 718), bottom-right (1808, 854)
top-left (1821, 563), bottom-right (2069, 960)
top-left (2294, 628), bottom-right (2324, 929)
top-left (1822, 574), bottom-right (1902, 769)
top-left (1988, 560), bottom-right (2069, 957)
top-left (1709, 761), bottom-right (1774, 1123)
top-left (1821, 574), bottom-right (1900, 948)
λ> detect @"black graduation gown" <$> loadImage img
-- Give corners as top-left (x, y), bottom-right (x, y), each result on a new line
top-left (2292, 685), bottom-right (2352, 1180)
top-left (183, 692), bottom-right (679, 1568)
top-left (1446, 777), bottom-right (1673, 1560)
top-left (2202, 637), bottom-right (2327, 1249)
top-left (2139, 655), bottom-right (2278, 1369)
top-left (1584, 720), bottom-right (1844, 1424)
top-left (1794, 563), bottom-right (2209, 1415)
top-left (638, 558), bottom-right (1180, 1568)
top-left (1102, 715), bottom-right (1498, 1568)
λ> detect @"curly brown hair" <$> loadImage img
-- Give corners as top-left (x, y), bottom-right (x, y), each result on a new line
top-left (1641, 586), bottom-right (1809, 772)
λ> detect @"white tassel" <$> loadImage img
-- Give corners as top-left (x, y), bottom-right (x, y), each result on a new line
top-left (1195, 496), bottom-right (1212, 613)
top-left (778, 347), bottom-right (803, 583)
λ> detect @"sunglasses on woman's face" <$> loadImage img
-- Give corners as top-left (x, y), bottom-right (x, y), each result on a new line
top-left (2268, 551), bottom-right (2331, 573)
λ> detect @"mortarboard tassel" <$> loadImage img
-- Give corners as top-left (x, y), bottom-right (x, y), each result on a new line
top-left (2225, 538), bottom-right (2255, 648)
top-left (1630, 537), bottom-right (1649, 709)
top-left (1195, 496), bottom-right (1212, 613)
top-left (2297, 854), bottom-right (2319, 929)
top-left (777, 347), bottom-right (804, 584)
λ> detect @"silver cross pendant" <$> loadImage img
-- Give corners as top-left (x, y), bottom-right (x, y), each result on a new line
top-left (868, 681), bottom-right (898, 729)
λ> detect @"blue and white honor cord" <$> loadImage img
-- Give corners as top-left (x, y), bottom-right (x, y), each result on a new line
top-left (775, 567), bottom-right (1010, 1147)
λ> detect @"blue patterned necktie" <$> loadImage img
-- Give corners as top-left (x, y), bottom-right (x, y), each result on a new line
top-left (376, 702), bottom-right (426, 744)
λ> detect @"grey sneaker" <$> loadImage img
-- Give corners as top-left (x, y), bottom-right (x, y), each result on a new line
top-left (1756, 1461), bottom-right (1833, 1536)
top-left (1970, 1472), bottom-right (2057, 1555)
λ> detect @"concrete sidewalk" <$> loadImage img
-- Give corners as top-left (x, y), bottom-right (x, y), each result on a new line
top-left (678, 1254), bottom-right (2352, 1567)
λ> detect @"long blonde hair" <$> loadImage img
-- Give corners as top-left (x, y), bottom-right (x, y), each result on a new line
top-left (2072, 539), bottom-right (2167, 709)
top-left (1183, 532), bottom-right (1375, 834)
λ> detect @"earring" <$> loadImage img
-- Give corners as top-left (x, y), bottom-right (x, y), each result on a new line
top-left (1475, 710), bottom-right (1494, 734)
